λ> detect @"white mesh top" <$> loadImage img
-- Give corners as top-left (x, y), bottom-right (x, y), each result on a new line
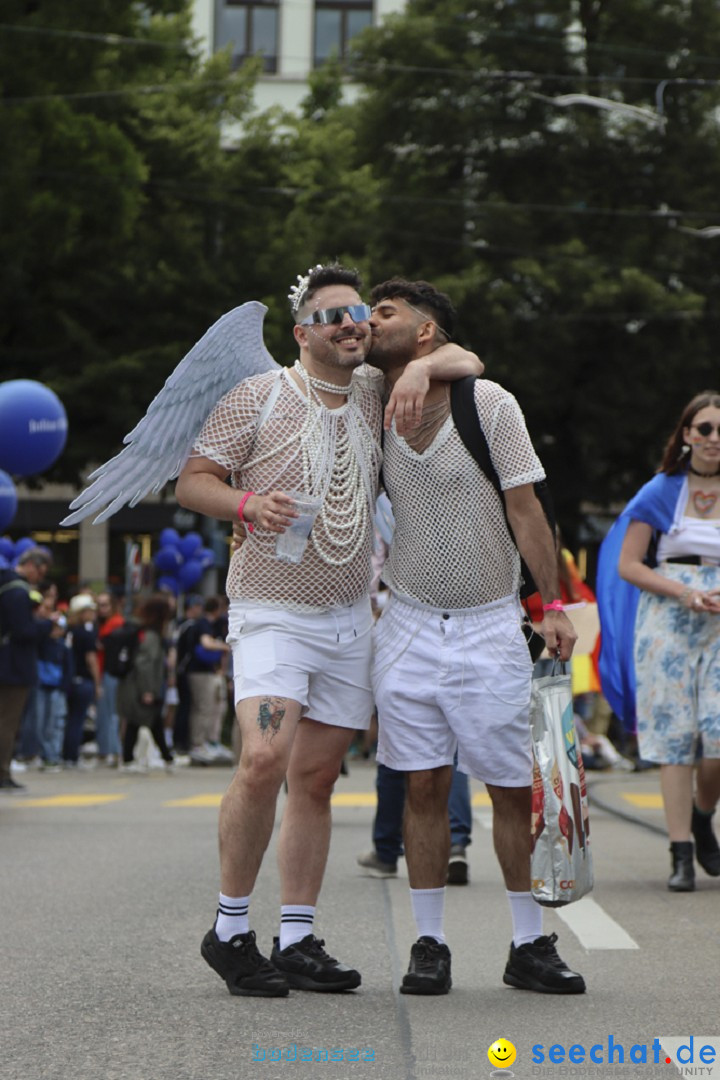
top-left (382, 379), bottom-right (546, 609)
top-left (192, 366), bottom-right (384, 612)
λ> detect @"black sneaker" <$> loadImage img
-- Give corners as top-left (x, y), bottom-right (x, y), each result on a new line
top-left (400, 936), bottom-right (452, 995)
top-left (503, 933), bottom-right (585, 994)
top-left (447, 845), bottom-right (469, 886)
top-left (271, 935), bottom-right (361, 992)
top-left (201, 928), bottom-right (289, 997)
top-left (0, 776), bottom-right (26, 792)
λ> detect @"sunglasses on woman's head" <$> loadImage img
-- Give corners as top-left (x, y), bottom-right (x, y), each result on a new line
top-left (692, 422), bottom-right (720, 437)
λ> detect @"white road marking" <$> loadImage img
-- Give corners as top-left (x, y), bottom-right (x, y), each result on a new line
top-left (556, 896), bottom-right (639, 949)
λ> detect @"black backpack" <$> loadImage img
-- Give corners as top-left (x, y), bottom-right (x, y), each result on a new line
top-left (449, 376), bottom-right (556, 601)
top-left (102, 623), bottom-right (141, 678)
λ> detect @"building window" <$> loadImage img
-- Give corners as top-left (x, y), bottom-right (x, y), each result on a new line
top-left (314, 1), bottom-right (373, 66)
top-left (215, 1), bottom-right (278, 74)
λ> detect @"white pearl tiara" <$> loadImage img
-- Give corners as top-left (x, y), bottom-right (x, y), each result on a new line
top-left (288, 264), bottom-right (323, 314)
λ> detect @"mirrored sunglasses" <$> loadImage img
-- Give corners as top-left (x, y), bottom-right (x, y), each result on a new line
top-left (692, 422), bottom-right (720, 437)
top-left (299, 304), bottom-right (372, 326)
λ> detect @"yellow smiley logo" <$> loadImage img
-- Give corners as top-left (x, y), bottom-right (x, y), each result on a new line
top-left (488, 1039), bottom-right (517, 1069)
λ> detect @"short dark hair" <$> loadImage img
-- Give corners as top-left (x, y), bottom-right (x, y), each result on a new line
top-left (294, 263), bottom-right (362, 320)
top-left (370, 278), bottom-right (456, 340)
top-left (661, 389), bottom-right (720, 474)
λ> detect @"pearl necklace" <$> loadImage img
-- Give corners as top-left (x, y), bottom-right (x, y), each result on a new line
top-left (293, 359), bottom-right (351, 396)
top-left (292, 364), bottom-right (381, 566)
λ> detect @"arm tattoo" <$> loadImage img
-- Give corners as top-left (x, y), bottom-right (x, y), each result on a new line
top-left (257, 697), bottom-right (286, 740)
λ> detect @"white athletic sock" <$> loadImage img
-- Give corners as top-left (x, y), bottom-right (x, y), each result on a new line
top-left (279, 905), bottom-right (315, 950)
top-left (410, 887), bottom-right (446, 944)
top-left (214, 893), bottom-right (250, 941)
top-left (507, 889), bottom-right (542, 946)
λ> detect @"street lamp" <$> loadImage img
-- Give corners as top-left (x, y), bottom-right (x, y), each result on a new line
top-left (534, 92), bottom-right (666, 131)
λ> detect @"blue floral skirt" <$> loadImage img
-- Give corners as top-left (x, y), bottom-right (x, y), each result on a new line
top-left (635, 564), bottom-right (720, 764)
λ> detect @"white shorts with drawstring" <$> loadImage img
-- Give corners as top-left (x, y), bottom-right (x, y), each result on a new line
top-left (227, 597), bottom-right (374, 729)
top-left (373, 592), bottom-right (533, 784)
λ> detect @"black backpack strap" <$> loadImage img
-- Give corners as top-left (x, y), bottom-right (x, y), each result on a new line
top-left (450, 376), bottom-right (501, 494)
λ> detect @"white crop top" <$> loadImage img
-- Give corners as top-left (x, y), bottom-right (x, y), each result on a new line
top-left (657, 516), bottom-right (720, 561)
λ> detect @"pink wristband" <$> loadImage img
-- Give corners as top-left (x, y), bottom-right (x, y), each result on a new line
top-left (237, 491), bottom-right (255, 533)
top-left (543, 600), bottom-right (565, 612)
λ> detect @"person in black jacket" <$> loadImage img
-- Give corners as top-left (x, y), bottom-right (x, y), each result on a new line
top-left (0, 548), bottom-right (53, 791)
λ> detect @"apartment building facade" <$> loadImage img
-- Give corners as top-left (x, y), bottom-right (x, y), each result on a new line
top-left (190, 0), bottom-right (406, 112)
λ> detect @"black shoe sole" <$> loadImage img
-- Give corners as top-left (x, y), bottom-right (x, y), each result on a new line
top-left (201, 938), bottom-right (289, 997)
top-left (447, 861), bottom-right (469, 886)
top-left (400, 978), bottom-right (452, 995)
top-left (280, 971), bottom-right (361, 993)
top-left (667, 881), bottom-right (696, 892)
top-left (503, 970), bottom-right (586, 994)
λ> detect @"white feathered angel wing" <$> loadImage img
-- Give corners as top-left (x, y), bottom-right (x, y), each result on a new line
top-left (61, 301), bottom-right (280, 526)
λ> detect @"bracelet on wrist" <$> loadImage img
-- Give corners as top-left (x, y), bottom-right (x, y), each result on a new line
top-left (542, 600), bottom-right (565, 613)
top-left (678, 586), bottom-right (692, 605)
top-left (237, 491), bottom-right (256, 533)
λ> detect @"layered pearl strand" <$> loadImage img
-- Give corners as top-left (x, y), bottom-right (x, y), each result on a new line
top-left (293, 359), bottom-right (351, 396)
top-left (252, 362), bottom-right (379, 566)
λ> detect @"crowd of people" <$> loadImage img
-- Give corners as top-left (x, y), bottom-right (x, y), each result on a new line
top-left (0, 571), bottom-right (237, 787)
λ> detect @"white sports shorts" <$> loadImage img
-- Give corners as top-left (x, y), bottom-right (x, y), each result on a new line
top-left (373, 592), bottom-right (533, 785)
top-left (227, 597), bottom-right (374, 730)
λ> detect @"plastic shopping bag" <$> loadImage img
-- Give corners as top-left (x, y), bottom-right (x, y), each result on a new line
top-left (530, 669), bottom-right (594, 907)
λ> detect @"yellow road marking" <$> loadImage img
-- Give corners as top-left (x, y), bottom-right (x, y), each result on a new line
top-left (164, 795), bottom-right (223, 807)
top-left (622, 793), bottom-right (663, 809)
top-left (164, 791), bottom-right (495, 809)
top-left (332, 793), bottom-right (377, 807)
top-left (15, 794), bottom-right (128, 808)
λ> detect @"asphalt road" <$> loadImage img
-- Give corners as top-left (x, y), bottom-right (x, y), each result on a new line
top-left (2, 760), bottom-right (718, 1080)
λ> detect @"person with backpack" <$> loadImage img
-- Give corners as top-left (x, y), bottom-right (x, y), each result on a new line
top-left (171, 593), bottom-right (205, 754)
top-left (0, 548), bottom-right (54, 791)
top-left (63, 594), bottom-right (101, 767)
top-left (117, 595), bottom-right (174, 771)
top-left (95, 591), bottom-right (125, 766)
top-left (35, 586), bottom-right (72, 772)
top-left (366, 279), bottom-right (583, 996)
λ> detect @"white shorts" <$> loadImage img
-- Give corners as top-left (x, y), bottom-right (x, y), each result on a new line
top-left (227, 597), bottom-right (374, 730)
top-left (372, 593), bottom-right (533, 785)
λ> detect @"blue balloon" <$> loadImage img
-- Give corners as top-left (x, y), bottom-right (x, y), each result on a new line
top-left (0, 380), bottom-right (68, 477)
top-left (197, 546), bottom-right (216, 568)
top-left (154, 546), bottom-right (183, 574)
top-left (178, 531), bottom-right (203, 560)
top-left (159, 528), bottom-right (181, 549)
top-left (156, 575), bottom-right (179, 596)
top-left (0, 535), bottom-right (14, 560)
top-left (178, 559), bottom-right (204, 590)
top-left (0, 471), bottom-right (17, 531)
top-left (13, 536), bottom-right (35, 559)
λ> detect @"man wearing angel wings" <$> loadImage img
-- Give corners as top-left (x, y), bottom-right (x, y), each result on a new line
top-left (64, 262), bottom-right (481, 997)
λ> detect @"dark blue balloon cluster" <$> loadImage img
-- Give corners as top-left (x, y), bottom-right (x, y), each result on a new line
top-left (0, 535), bottom-right (51, 570)
top-left (153, 528), bottom-right (216, 595)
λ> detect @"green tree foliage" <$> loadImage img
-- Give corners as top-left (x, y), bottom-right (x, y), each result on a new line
top-left (0, 1), bottom-right (259, 479)
top-left (346, 0), bottom-right (720, 532)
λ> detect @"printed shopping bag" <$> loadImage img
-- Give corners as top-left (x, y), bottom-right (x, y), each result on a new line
top-left (530, 668), bottom-right (594, 907)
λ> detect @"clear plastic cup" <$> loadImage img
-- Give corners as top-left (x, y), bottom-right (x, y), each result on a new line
top-left (275, 491), bottom-right (323, 564)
